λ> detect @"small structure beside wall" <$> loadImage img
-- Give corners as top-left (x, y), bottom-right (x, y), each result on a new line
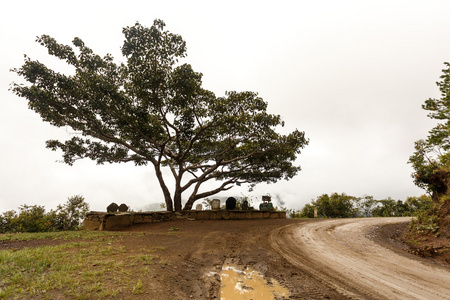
top-left (83, 210), bottom-right (286, 231)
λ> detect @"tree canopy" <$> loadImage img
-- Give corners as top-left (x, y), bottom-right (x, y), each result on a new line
top-left (11, 20), bottom-right (308, 212)
top-left (408, 61), bottom-right (450, 242)
top-left (409, 62), bottom-right (450, 199)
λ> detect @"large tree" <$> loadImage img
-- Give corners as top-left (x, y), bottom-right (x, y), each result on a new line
top-left (11, 20), bottom-right (308, 212)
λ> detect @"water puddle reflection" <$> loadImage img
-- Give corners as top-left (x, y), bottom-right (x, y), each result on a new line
top-left (220, 264), bottom-right (290, 300)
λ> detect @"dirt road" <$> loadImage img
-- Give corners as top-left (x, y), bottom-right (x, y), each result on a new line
top-left (270, 217), bottom-right (450, 300)
top-left (2, 218), bottom-right (449, 299)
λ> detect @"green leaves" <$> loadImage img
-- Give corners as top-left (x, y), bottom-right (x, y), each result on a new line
top-left (0, 196), bottom-right (89, 233)
top-left (11, 19), bottom-right (309, 211)
top-left (410, 61), bottom-right (450, 197)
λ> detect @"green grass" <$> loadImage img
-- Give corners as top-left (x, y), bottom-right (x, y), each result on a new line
top-left (137, 254), bottom-right (159, 265)
top-left (0, 231), bottom-right (165, 299)
top-left (132, 279), bottom-right (144, 294)
top-left (0, 230), bottom-right (127, 241)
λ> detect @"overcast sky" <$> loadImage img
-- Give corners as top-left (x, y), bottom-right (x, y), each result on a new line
top-left (1, 0), bottom-right (450, 212)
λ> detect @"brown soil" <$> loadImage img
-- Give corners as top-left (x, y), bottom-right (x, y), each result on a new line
top-left (124, 219), bottom-right (345, 299)
top-left (368, 221), bottom-right (450, 268)
top-left (270, 218), bottom-right (450, 299)
top-left (1, 218), bottom-right (448, 299)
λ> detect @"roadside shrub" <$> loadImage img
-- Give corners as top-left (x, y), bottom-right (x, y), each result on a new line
top-left (0, 210), bottom-right (19, 233)
top-left (298, 203), bottom-right (316, 218)
top-left (298, 193), bottom-right (434, 219)
top-left (16, 205), bottom-right (52, 232)
top-left (302, 193), bottom-right (357, 218)
top-left (281, 207), bottom-right (302, 218)
top-left (0, 195), bottom-right (90, 233)
top-left (408, 203), bottom-right (440, 235)
top-left (51, 195), bottom-right (90, 231)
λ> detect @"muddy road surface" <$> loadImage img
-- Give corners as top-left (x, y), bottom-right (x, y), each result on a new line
top-left (270, 217), bottom-right (450, 300)
top-left (3, 218), bottom-right (449, 299)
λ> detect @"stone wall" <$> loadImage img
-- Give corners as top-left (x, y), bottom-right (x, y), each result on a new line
top-left (186, 210), bottom-right (286, 220)
top-left (83, 210), bottom-right (286, 231)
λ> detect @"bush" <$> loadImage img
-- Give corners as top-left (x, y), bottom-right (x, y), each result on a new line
top-left (0, 195), bottom-right (89, 233)
top-left (0, 210), bottom-right (18, 233)
top-left (281, 207), bottom-right (302, 218)
top-left (17, 205), bottom-right (52, 232)
top-left (297, 194), bottom-right (433, 219)
top-left (51, 195), bottom-right (90, 231)
top-left (298, 204), bottom-right (315, 218)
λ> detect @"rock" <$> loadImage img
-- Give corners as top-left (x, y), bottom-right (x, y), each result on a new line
top-left (118, 203), bottom-right (129, 212)
top-left (242, 200), bottom-right (249, 210)
top-left (105, 214), bottom-right (131, 230)
top-left (107, 202), bottom-right (119, 212)
top-left (211, 199), bottom-right (221, 211)
top-left (226, 197), bottom-right (236, 210)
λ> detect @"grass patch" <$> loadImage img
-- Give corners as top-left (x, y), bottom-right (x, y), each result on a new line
top-left (0, 231), bottom-right (166, 299)
top-left (132, 279), bottom-right (144, 294)
top-left (0, 230), bottom-right (128, 242)
top-left (137, 254), bottom-right (159, 265)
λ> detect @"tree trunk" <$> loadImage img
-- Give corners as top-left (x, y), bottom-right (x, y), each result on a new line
top-left (174, 189), bottom-right (182, 212)
top-left (153, 164), bottom-right (173, 211)
top-left (183, 199), bottom-right (194, 210)
top-left (173, 176), bottom-right (183, 212)
top-left (183, 196), bottom-right (196, 210)
top-left (164, 192), bottom-right (173, 212)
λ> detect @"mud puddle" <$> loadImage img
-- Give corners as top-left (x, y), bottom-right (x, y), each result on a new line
top-left (220, 260), bottom-right (289, 300)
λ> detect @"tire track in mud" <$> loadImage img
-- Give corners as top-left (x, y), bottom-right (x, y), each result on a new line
top-left (270, 217), bottom-right (450, 300)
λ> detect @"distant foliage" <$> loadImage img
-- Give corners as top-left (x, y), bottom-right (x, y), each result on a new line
top-left (295, 193), bottom-right (357, 218)
top-left (0, 195), bottom-right (89, 233)
top-left (281, 207), bottom-right (303, 219)
top-left (292, 193), bottom-right (433, 219)
top-left (0, 205), bottom-right (50, 233)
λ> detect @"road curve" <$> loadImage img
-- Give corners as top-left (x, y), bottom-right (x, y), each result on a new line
top-left (270, 217), bottom-right (450, 300)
